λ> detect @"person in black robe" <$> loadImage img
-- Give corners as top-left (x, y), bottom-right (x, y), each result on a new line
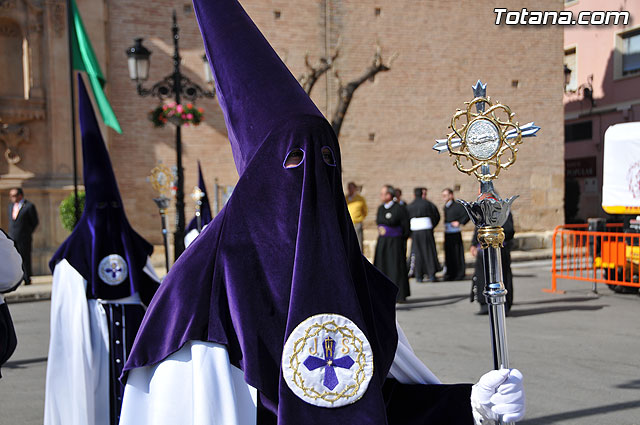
top-left (374, 185), bottom-right (411, 302)
top-left (471, 213), bottom-right (515, 314)
top-left (441, 188), bottom-right (470, 281)
top-left (407, 188), bottom-right (441, 282)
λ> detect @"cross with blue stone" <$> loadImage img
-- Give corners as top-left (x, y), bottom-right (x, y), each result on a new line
top-left (303, 336), bottom-right (354, 390)
top-left (105, 262), bottom-right (123, 279)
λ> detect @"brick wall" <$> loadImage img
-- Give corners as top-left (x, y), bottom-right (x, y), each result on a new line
top-left (101, 0), bottom-right (564, 248)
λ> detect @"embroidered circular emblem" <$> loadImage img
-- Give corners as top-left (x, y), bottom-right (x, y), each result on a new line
top-left (385, 212), bottom-right (392, 219)
top-left (282, 313), bottom-right (374, 408)
top-left (98, 255), bottom-right (128, 286)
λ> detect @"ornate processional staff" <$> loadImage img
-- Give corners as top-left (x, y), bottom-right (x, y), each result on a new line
top-left (149, 164), bottom-right (174, 273)
top-left (191, 186), bottom-right (205, 232)
top-left (433, 81), bottom-right (540, 425)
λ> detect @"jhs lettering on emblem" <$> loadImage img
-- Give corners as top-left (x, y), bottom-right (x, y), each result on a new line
top-left (281, 314), bottom-right (374, 408)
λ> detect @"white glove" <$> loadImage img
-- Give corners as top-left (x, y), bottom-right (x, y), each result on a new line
top-left (470, 368), bottom-right (525, 424)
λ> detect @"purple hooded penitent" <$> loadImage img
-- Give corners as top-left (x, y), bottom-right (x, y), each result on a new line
top-left (49, 75), bottom-right (158, 304)
top-left (186, 161), bottom-right (212, 232)
top-left (124, 1), bottom-right (473, 424)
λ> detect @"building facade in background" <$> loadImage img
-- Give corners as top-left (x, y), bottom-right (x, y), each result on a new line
top-left (564, 0), bottom-right (640, 222)
top-left (0, 0), bottom-right (77, 275)
top-left (1, 0), bottom-right (564, 271)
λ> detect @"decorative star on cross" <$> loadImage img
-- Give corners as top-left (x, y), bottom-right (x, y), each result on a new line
top-left (303, 337), bottom-right (355, 390)
top-left (105, 261), bottom-right (123, 279)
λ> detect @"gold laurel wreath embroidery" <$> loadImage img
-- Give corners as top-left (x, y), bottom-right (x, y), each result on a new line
top-left (288, 320), bottom-right (372, 404)
top-left (446, 96), bottom-right (523, 181)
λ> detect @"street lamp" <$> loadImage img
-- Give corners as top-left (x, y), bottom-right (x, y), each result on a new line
top-left (127, 11), bottom-right (215, 260)
top-left (126, 38), bottom-right (151, 82)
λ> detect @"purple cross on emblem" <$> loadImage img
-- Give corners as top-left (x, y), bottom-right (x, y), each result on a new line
top-left (105, 261), bottom-right (123, 279)
top-left (303, 337), bottom-right (354, 390)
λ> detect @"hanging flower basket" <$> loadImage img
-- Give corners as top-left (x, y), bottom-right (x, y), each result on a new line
top-left (149, 102), bottom-right (204, 128)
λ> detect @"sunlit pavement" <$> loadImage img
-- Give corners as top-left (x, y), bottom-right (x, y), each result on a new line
top-left (2, 260), bottom-right (639, 424)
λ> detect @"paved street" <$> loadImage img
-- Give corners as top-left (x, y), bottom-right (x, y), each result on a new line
top-left (1, 260), bottom-right (640, 424)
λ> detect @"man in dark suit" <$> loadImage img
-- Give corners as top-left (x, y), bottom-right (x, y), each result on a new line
top-left (8, 188), bottom-right (38, 285)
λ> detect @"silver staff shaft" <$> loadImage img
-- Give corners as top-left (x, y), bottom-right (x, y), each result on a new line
top-left (195, 200), bottom-right (202, 232)
top-left (154, 196), bottom-right (171, 273)
top-left (479, 227), bottom-right (513, 425)
top-left (482, 239), bottom-right (510, 371)
top-left (459, 165), bottom-right (516, 425)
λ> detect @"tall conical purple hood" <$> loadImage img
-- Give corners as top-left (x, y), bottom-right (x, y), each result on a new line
top-left (78, 75), bottom-right (122, 206)
top-left (49, 75), bottom-right (158, 304)
top-left (194, 0), bottom-right (323, 175)
top-left (186, 161), bottom-right (212, 231)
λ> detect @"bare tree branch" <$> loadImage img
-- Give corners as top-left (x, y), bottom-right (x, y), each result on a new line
top-left (298, 47), bottom-right (340, 95)
top-left (331, 43), bottom-right (397, 138)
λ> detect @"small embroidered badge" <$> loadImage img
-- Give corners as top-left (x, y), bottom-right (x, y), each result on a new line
top-left (98, 254), bottom-right (129, 285)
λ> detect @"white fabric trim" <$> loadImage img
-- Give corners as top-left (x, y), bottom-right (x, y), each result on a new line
top-left (119, 341), bottom-right (257, 425)
top-left (143, 257), bottom-right (162, 283)
top-left (0, 230), bottom-right (23, 305)
top-left (410, 217), bottom-right (433, 231)
top-left (0, 231), bottom-right (23, 291)
top-left (184, 229), bottom-right (200, 249)
top-left (388, 322), bottom-right (441, 385)
top-left (44, 260), bottom-right (110, 425)
top-left (44, 258), bottom-right (159, 425)
top-left (185, 224), bottom-right (210, 249)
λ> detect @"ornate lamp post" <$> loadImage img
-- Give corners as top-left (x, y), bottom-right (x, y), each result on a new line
top-left (434, 81), bottom-right (540, 425)
top-left (126, 11), bottom-right (215, 260)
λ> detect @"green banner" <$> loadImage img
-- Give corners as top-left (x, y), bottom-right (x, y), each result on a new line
top-left (71, 0), bottom-right (122, 133)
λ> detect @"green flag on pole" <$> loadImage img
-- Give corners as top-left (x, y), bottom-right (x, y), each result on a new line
top-left (70, 0), bottom-right (122, 133)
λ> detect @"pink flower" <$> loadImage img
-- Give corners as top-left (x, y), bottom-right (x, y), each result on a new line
top-left (162, 104), bottom-right (168, 110)
top-left (181, 113), bottom-right (187, 119)
top-left (187, 113), bottom-right (193, 120)
top-left (167, 101), bottom-right (176, 108)
top-left (167, 111), bottom-right (174, 117)
top-left (185, 123), bottom-right (190, 127)
top-left (176, 104), bottom-right (184, 113)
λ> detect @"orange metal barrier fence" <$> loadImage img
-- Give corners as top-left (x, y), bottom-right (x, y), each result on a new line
top-left (545, 223), bottom-right (640, 293)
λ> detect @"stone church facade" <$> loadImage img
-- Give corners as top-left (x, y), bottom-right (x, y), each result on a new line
top-left (0, 0), bottom-right (564, 273)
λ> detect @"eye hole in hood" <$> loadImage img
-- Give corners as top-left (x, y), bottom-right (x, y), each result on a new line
top-left (283, 148), bottom-right (305, 169)
top-left (321, 146), bottom-right (336, 167)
